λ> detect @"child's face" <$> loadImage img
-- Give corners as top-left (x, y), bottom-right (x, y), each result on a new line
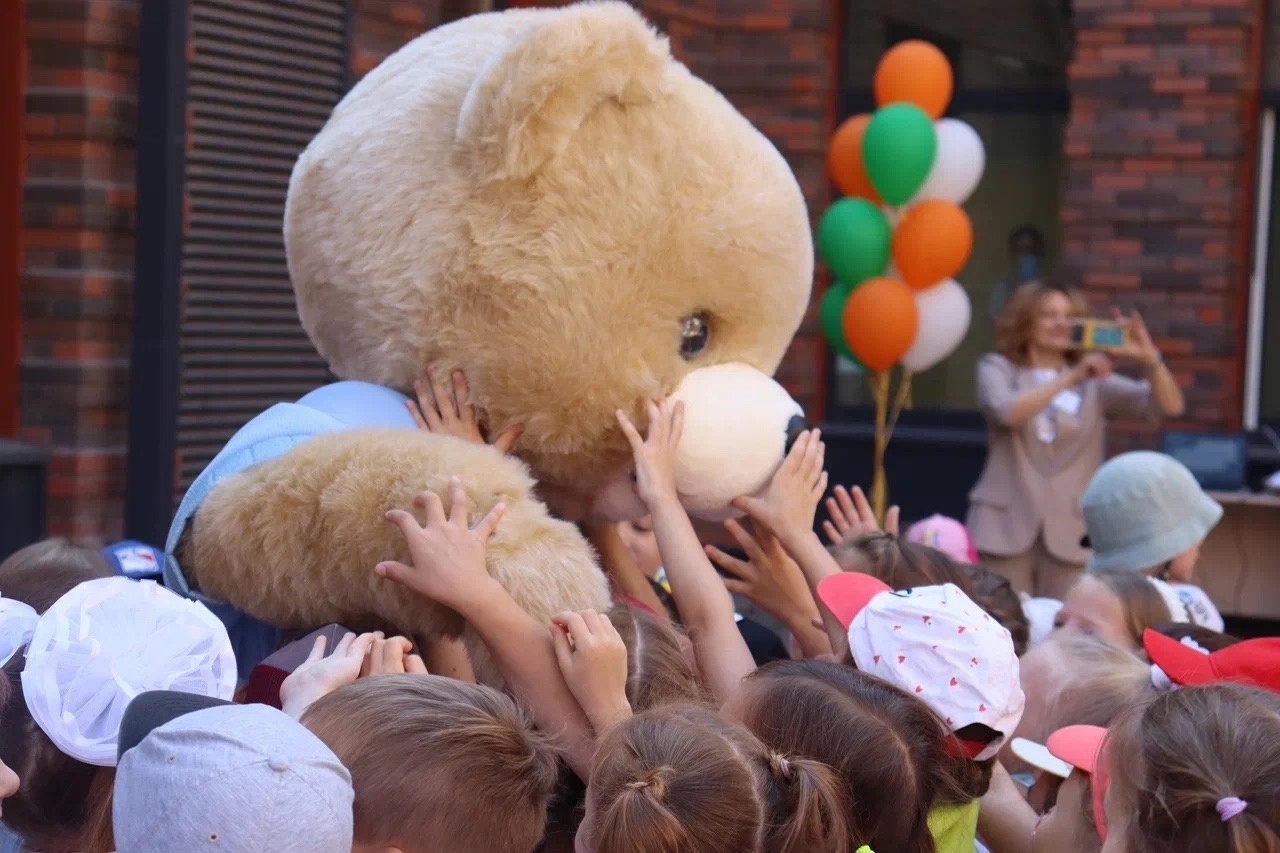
top-left (616, 517), bottom-right (661, 579)
top-left (1053, 576), bottom-right (1136, 652)
top-left (0, 755), bottom-right (16, 816)
top-left (1164, 540), bottom-right (1202, 583)
top-left (1031, 771), bottom-right (1100, 853)
top-left (1099, 778), bottom-right (1131, 853)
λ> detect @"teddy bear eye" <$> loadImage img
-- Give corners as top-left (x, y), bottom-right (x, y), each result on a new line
top-left (679, 313), bottom-right (710, 359)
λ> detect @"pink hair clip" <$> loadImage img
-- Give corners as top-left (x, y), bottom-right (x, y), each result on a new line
top-left (1217, 797), bottom-right (1248, 822)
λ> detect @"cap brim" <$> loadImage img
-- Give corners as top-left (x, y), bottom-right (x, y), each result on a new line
top-left (1010, 737), bottom-right (1074, 779)
top-left (816, 572), bottom-right (894, 629)
top-left (1045, 725), bottom-right (1106, 777)
top-left (117, 690), bottom-right (235, 761)
top-left (1142, 628), bottom-right (1216, 686)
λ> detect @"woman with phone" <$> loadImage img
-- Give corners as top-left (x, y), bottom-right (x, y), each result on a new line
top-left (967, 281), bottom-right (1184, 598)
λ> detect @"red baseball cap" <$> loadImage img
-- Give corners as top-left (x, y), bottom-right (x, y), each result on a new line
top-left (1143, 629), bottom-right (1280, 693)
top-left (815, 572), bottom-right (893, 629)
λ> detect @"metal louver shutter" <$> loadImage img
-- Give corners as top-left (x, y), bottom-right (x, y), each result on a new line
top-left (177, 0), bottom-right (348, 496)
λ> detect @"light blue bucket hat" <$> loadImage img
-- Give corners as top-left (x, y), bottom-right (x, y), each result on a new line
top-left (1081, 451), bottom-right (1224, 573)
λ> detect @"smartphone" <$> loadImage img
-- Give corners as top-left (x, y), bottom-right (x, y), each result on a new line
top-left (1070, 319), bottom-right (1128, 351)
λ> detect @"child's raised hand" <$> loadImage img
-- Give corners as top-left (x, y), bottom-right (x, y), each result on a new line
top-left (279, 631), bottom-right (379, 720)
top-left (550, 609), bottom-right (632, 732)
top-left (408, 367), bottom-right (524, 454)
top-left (822, 484), bottom-right (899, 545)
top-left (732, 429), bottom-right (827, 547)
top-left (616, 399), bottom-right (685, 509)
top-left (360, 635), bottom-right (428, 678)
top-left (376, 476), bottom-right (506, 611)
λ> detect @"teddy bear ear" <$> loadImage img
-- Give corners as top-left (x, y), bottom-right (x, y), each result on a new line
top-left (456, 1), bottom-right (672, 181)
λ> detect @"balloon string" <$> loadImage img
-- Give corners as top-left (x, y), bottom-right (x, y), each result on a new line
top-left (886, 368), bottom-right (914, 437)
top-left (869, 370), bottom-right (891, 525)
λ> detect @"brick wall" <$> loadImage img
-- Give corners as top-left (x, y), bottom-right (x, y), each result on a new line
top-left (1062, 0), bottom-right (1261, 443)
top-left (21, 0), bottom-right (139, 543)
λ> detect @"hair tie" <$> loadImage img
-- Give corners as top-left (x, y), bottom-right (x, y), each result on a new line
top-left (769, 752), bottom-right (794, 781)
top-left (1217, 797), bottom-right (1248, 822)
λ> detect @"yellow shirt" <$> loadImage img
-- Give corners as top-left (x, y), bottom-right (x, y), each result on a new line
top-left (928, 799), bottom-right (980, 853)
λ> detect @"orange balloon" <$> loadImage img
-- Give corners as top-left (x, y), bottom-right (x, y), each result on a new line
top-left (892, 200), bottom-right (973, 290)
top-left (842, 277), bottom-right (919, 373)
top-left (828, 115), bottom-right (882, 203)
top-left (874, 40), bottom-right (954, 119)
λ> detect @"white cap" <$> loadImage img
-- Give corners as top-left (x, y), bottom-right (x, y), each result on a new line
top-left (21, 577), bottom-right (236, 766)
top-left (0, 596), bottom-right (39, 668)
top-left (1010, 738), bottom-right (1073, 778)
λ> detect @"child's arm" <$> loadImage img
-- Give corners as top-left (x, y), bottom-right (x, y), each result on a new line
top-left (420, 634), bottom-right (477, 682)
top-left (705, 519), bottom-right (832, 658)
top-left (731, 431), bottom-right (850, 656)
top-left (976, 762), bottom-right (1037, 853)
top-left (551, 609), bottom-right (632, 732)
top-left (377, 478), bottom-right (595, 779)
top-left (616, 400), bottom-right (756, 702)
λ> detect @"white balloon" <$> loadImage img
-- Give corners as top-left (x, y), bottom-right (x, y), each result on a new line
top-left (901, 279), bottom-right (971, 373)
top-left (911, 119), bottom-right (985, 205)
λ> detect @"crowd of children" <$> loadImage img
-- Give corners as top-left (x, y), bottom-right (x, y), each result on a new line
top-left (0, 371), bottom-right (1276, 852)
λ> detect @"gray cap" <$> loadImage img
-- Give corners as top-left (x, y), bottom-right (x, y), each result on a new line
top-left (114, 693), bottom-right (354, 852)
top-left (1082, 451), bottom-right (1224, 573)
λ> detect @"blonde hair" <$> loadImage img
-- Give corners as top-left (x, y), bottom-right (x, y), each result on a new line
top-left (1107, 683), bottom-right (1280, 852)
top-left (582, 704), bottom-right (767, 853)
top-left (1076, 569), bottom-right (1173, 651)
top-left (995, 280), bottom-right (1088, 366)
top-left (1038, 633), bottom-right (1160, 734)
top-left (301, 675), bottom-right (558, 853)
top-left (608, 604), bottom-right (703, 710)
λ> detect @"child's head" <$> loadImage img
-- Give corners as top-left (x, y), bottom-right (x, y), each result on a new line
top-left (0, 577), bottom-right (234, 853)
top-left (1054, 569), bottom-right (1171, 653)
top-left (726, 659), bottom-right (944, 853)
top-left (607, 604), bottom-right (702, 711)
top-left (904, 515), bottom-right (979, 565)
top-left (1011, 632), bottom-right (1156, 765)
top-left (578, 703), bottom-right (767, 853)
top-left (1081, 451), bottom-right (1223, 582)
top-left (1104, 683), bottom-right (1280, 852)
top-left (817, 573), bottom-right (1025, 764)
top-left (114, 691), bottom-right (354, 852)
top-left (301, 674), bottom-right (559, 853)
top-left (0, 538), bottom-right (111, 612)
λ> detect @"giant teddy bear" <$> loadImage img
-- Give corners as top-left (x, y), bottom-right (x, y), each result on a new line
top-left (164, 1), bottom-right (815, 675)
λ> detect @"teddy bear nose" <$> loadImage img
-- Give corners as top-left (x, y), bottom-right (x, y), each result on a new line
top-left (784, 414), bottom-right (812, 455)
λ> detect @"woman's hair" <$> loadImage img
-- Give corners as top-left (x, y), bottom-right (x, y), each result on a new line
top-left (608, 604), bottom-right (703, 711)
top-left (302, 674), bottom-right (560, 853)
top-left (737, 659), bottom-right (945, 853)
top-left (995, 280), bottom-right (1089, 365)
top-left (1038, 633), bottom-right (1160, 736)
top-left (1151, 622), bottom-right (1242, 653)
top-left (582, 704), bottom-right (768, 853)
top-left (1106, 683), bottom-right (1280, 852)
top-left (1071, 569), bottom-right (1172, 651)
top-left (0, 653), bottom-right (115, 852)
top-left (831, 534), bottom-right (1030, 655)
top-left (0, 538), bottom-right (111, 612)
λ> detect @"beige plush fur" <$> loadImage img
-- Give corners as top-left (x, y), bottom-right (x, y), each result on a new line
top-left (183, 1), bottom-right (814, 662)
top-left (184, 429), bottom-right (609, 653)
top-left (285, 1), bottom-right (814, 501)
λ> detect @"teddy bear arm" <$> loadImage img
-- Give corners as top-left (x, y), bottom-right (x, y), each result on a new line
top-left (183, 427), bottom-right (604, 647)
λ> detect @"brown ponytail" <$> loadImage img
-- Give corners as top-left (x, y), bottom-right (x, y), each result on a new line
top-left (764, 751), bottom-right (849, 853)
top-left (1107, 683), bottom-right (1280, 852)
top-left (595, 766), bottom-right (689, 852)
top-left (583, 704), bottom-right (766, 853)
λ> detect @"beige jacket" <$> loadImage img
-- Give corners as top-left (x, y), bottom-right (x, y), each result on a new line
top-left (966, 353), bottom-right (1154, 563)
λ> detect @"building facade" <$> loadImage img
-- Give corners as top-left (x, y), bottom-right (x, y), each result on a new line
top-left (1, 0), bottom-right (1273, 546)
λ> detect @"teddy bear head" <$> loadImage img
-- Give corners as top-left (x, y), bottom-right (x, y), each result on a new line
top-left (284, 2), bottom-right (814, 521)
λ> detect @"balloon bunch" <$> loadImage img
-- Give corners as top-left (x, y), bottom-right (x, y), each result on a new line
top-left (816, 41), bottom-right (986, 519)
top-left (818, 40), bottom-right (984, 375)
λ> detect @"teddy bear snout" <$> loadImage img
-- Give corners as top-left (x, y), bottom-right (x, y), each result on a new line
top-left (667, 362), bottom-right (806, 522)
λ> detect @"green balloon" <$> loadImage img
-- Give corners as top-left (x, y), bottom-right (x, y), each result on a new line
top-left (819, 280), bottom-right (859, 364)
top-left (863, 103), bottom-right (937, 205)
top-left (817, 198), bottom-right (891, 286)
